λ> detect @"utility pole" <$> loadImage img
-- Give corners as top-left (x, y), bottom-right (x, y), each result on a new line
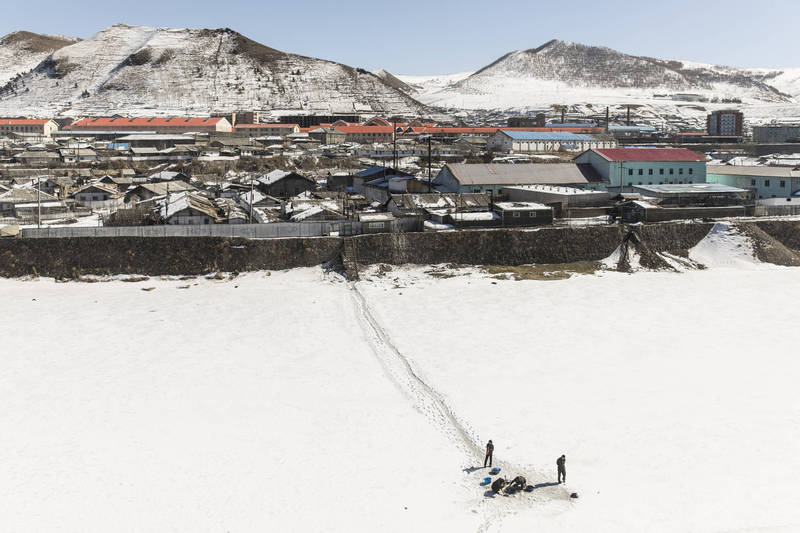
top-left (249, 178), bottom-right (254, 224)
top-left (165, 181), bottom-right (169, 224)
top-left (392, 120), bottom-right (397, 170)
top-left (427, 135), bottom-right (432, 193)
top-left (37, 175), bottom-right (41, 229)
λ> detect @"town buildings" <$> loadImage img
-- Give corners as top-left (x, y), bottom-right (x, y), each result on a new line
top-left (751, 125), bottom-right (800, 143)
top-left (707, 110), bottom-right (744, 137)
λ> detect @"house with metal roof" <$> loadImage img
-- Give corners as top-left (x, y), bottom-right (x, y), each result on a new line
top-left (433, 163), bottom-right (602, 194)
top-left (573, 148), bottom-right (707, 191)
top-left (490, 130), bottom-right (616, 153)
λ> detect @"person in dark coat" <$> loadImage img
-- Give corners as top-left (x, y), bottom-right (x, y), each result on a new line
top-left (557, 455), bottom-right (566, 484)
top-left (484, 440), bottom-right (494, 468)
top-left (490, 477), bottom-right (506, 494)
top-left (509, 475), bottom-right (526, 492)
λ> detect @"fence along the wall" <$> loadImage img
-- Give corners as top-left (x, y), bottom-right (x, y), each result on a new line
top-left (20, 221), bottom-right (365, 239)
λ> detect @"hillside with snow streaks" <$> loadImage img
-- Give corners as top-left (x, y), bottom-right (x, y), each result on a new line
top-left (0, 24), bottom-right (424, 117)
top-left (401, 40), bottom-right (800, 123)
top-left (0, 31), bottom-right (79, 87)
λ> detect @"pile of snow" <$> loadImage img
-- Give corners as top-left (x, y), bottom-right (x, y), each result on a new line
top-left (689, 222), bottom-right (761, 269)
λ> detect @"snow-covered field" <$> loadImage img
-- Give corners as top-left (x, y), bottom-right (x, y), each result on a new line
top-left (2, 234), bottom-right (799, 531)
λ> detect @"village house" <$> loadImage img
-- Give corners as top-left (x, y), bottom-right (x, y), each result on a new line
top-left (72, 182), bottom-right (123, 209)
top-left (493, 202), bottom-right (554, 226)
top-left (256, 170), bottom-right (316, 198)
top-left (308, 127), bottom-right (347, 145)
top-left (13, 150), bottom-right (61, 165)
top-left (158, 191), bottom-right (222, 225)
top-left (59, 147), bottom-right (98, 164)
top-left (363, 174), bottom-right (429, 204)
top-left (125, 181), bottom-right (197, 204)
top-left (358, 212), bottom-right (394, 233)
top-left (387, 193), bottom-right (491, 222)
top-left (0, 187), bottom-right (62, 217)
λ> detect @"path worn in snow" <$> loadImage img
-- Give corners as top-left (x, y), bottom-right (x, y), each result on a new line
top-left (350, 281), bottom-right (571, 530)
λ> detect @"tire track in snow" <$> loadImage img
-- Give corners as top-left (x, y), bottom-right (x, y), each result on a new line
top-left (349, 281), bottom-right (572, 530)
top-left (350, 281), bottom-right (482, 460)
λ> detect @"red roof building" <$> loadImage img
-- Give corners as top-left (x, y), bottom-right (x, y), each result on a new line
top-left (591, 148), bottom-right (706, 162)
top-left (574, 148), bottom-right (708, 189)
top-left (0, 118), bottom-right (59, 137)
top-left (70, 117), bottom-right (233, 133)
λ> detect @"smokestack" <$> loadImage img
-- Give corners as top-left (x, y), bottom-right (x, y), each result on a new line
top-left (561, 107), bottom-right (565, 124)
top-left (627, 106), bottom-right (631, 126)
top-left (605, 107), bottom-right (609, 132)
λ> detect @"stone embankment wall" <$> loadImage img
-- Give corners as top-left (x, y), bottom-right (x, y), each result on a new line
top-left (0, 237), bottom-right (343, 277)
top-left (1, 221), bottom-right (799, 278)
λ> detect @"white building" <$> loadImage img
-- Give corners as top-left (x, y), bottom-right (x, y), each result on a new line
top-left (490, 130), bottom-right (616, 153)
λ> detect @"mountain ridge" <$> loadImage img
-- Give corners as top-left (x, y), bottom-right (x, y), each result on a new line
top-left (0, 24), bottom-right (425, 117)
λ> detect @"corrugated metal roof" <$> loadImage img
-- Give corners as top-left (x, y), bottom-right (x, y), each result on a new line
top-left (593, 148), bottom-right (705, 162)
top-left (707, 165), bottom-right (797, 177)
top-left (445, 163), bottom-right (590, 186)
top-left (634, 183), bottom-right (748, 194)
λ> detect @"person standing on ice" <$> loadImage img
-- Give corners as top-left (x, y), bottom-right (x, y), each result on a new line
top-left (557, 455), bottom-right (566, 484)
top-left (484, 440), bottom-right (494, 468)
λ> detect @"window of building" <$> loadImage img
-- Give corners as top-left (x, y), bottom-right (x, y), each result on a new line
top-left (780, 180), bottom-right (786, 188)
top-left (659, 168), bottom-right (664, 175)
top-left (512, 212), bottom-right (521, 218)
top-left (528, 212), bottom-right (536, 218)
top-left (638, 169), bottom-right (643, 175)
top-left (628, 169), bottom-right (633, 176)
top-left (648, 169), bottom-right (653, 175)
top-left (679, 168), bottom-right (684, 175)
top-left (689, 168), bottom-right (693, 175)
top-left (765, 180), bottom-right (770, 187)
top-left (751, 179), bottom-right (756, 186)
top-left (669, 168), bottom-right (674, 175)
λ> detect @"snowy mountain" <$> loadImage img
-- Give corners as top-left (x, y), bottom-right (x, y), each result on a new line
top-left (396, 40), bottom-right (800, 124)
top-left (0, 31), bottom-right (79, 87)
top-left (0, 24), bottom-right (425, 117)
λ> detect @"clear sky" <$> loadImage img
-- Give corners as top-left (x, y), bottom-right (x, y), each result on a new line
top-left (2, 0), bottom-right (797, 74)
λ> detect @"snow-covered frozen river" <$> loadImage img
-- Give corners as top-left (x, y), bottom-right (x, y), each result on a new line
top-left (1, 259), bottom-right (799, 532)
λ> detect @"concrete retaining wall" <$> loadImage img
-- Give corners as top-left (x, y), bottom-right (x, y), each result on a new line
top-left (1, 220), bottom-right (798, 278)
top-left (0, 237), bottom-right (342, 277)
